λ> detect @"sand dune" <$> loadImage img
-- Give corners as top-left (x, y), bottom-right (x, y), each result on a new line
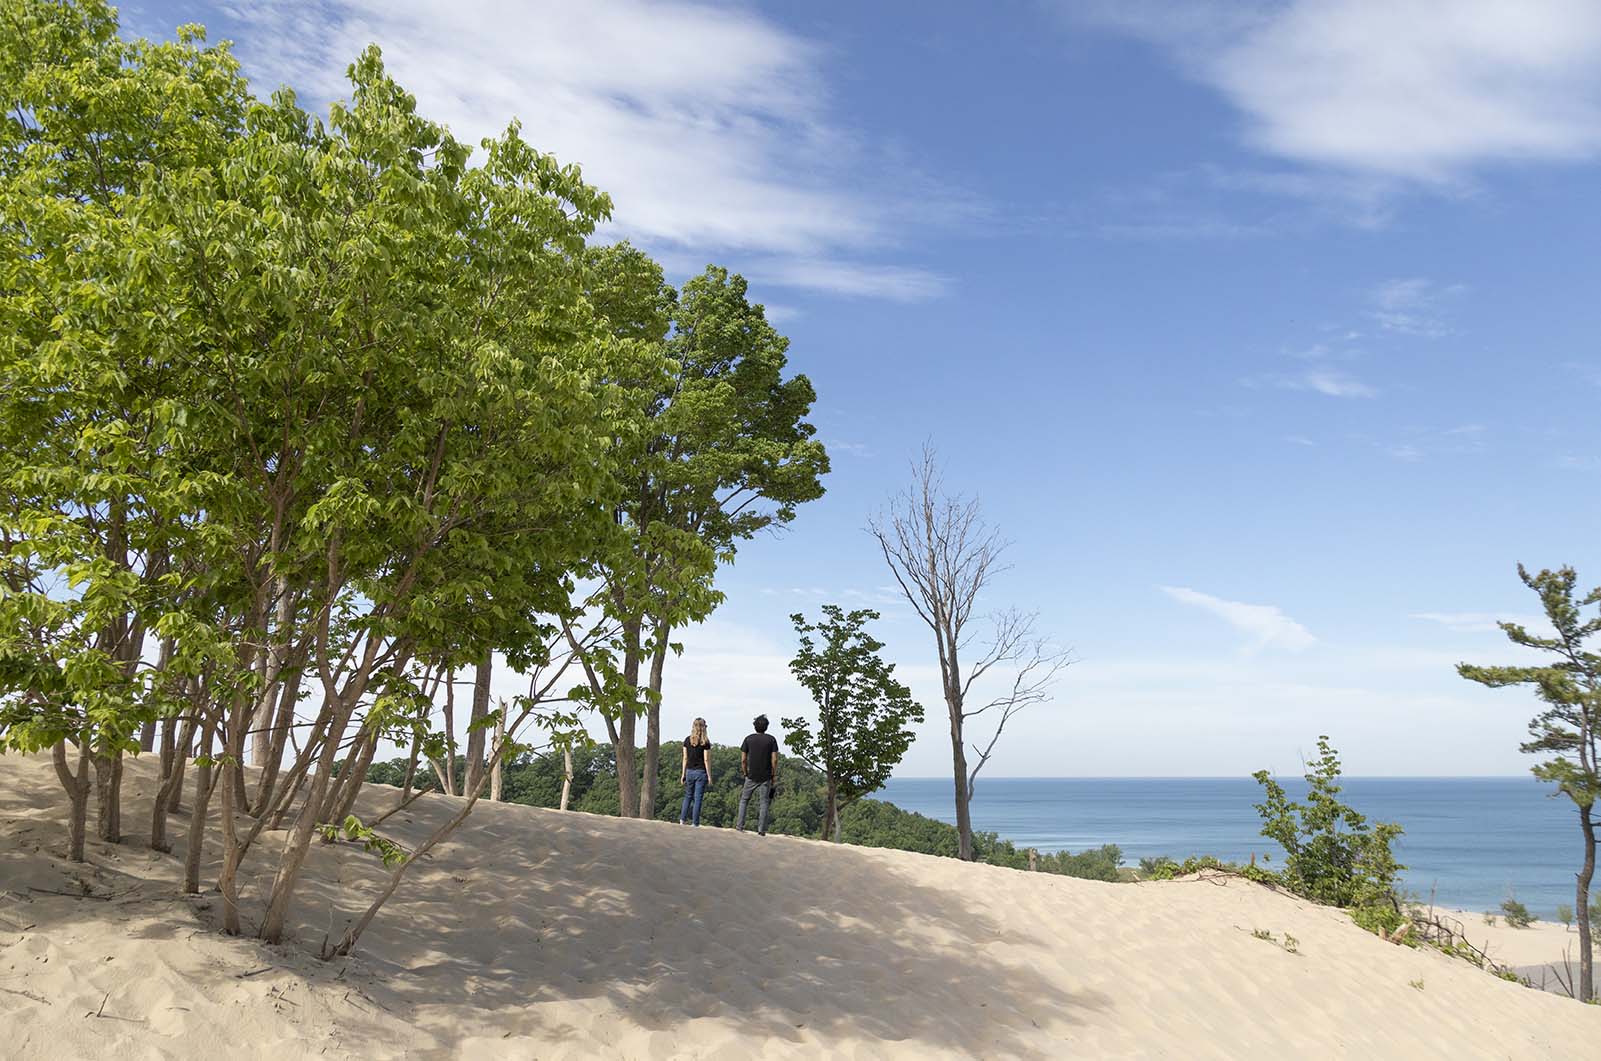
top-left (3, 753), bottom-right (1600, 1059)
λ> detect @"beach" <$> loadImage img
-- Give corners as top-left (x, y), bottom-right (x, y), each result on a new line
top-left (3, 752), bottom-right (1601, 1059)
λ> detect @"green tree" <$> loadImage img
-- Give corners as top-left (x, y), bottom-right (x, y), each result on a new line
top-left (0, 0), bottom-right (249, 859)
top-left (576, 248), bottom-right (828, 818)
top-left (782, 605), bottom-right (923, 841)
top-left (2, 0), bottom-right (659, 957)
top-left (1458, 564), bottom-right (1601, 1002)
top-left (1252, 736), bottom-right (1404, 912)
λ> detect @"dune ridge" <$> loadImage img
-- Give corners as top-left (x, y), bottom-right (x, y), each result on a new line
top-left (2, 752), bottom-right (1600, 1059)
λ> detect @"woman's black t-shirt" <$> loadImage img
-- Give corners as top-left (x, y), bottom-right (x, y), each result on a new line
top-left (684, 738), bottom-right (709, 771)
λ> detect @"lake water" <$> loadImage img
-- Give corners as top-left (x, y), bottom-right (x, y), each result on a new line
top-left (879, 776), bottom-right (1587, 919)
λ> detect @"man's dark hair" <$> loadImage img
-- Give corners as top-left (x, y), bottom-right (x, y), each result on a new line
top-left (753, 714), bottom-right (769, 733)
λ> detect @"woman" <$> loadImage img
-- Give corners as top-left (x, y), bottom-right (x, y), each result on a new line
top-left (679, 717), bottom-right (713, 826)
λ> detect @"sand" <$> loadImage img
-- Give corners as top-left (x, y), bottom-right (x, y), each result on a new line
top-left (1431, 907), bottom-right (1597, 997)
top-left (3, 752), bottom-right (1601, 1059)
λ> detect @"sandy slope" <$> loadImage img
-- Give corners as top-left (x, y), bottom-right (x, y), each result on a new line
top-left (3, 753), bottom-right (1601, 1059)
top-left (1436, 908), bottom-right (1596, 997)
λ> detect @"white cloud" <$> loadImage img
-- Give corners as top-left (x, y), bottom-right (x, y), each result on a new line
top-left (760, 304), bottom-right (802, 325)
top-left (1298, 368), bottom-right (1376, 398)
top-left (1371, 423), bottom-right (1488, 462)
top-left (742, 258), bottom-right (951, 302)
top-left (1411, 611), bottom-right (1523, 634)
top-left (1160, 586), bottom-right (1316, 652)
top-left (1369, 277), bottom-right (1463, 337)
top-left (225, 0), bottom-right (957, 298)
top-left (821, 438), bottom-right (875, 458)
top-left (1385, 443), bottom-right (1425, 462)
top-left (1246, 366), bottom-right (1376, 398)
top-left (1080, 1), bottom-right (1601, 183)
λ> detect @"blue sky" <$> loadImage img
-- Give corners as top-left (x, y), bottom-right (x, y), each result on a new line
top-left (134, 1), bottom-right (1601, 776)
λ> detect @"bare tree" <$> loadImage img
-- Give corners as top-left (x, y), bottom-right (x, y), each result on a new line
top-left (870, 447), bottom-right (1070, 861)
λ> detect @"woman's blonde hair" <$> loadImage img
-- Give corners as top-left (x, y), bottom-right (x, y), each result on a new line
top-left (688, 717), bottom-right (708, 747)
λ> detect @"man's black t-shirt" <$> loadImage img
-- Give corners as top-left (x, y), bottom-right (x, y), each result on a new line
top-left (741, 732), bottom-right (778, 782)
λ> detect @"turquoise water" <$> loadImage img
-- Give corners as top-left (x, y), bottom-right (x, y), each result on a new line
top-left (879, 777), bottom-right (1587, 919)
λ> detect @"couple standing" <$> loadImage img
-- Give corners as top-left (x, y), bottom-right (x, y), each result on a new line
top-left (679, 714), bottom-right (779, 835)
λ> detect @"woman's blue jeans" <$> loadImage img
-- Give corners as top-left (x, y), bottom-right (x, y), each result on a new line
top-left (680, 768), bottom-right (708, 825)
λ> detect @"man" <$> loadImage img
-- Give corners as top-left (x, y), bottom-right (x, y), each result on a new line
top-left (736, 714), bottom-right (780, 835)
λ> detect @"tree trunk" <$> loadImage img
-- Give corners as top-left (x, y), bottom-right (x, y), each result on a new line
top-left (183, 718), bottom-right (218, 893)
top-left (166, 706), bottom-right (192, 814)
top-left (52, 740), bottom-right (91, 863)
top-left (151, 715), bottom-right (196, 853)
top-left (328, 729), bottom-right (378, 827)
top-left (560, 745), bottom-right (573, 811)
top-left (615, 621), bottom-right (642, 817)
top-left (948, 689), bottom-right (974, 861)
top-left (1577, 803), bottom-right (1595, 1002)
top-left (253, 664), bottom-right (302, 815)
top-left (464, 649), bottom-right (492, 796)
top-left (219, 744), bottom-right (247, 934)
top-left (638, 627), bottom-right (668, 819)
top-left (245, 577), bottom-right (290, 767)
top-left (401, 732), bottom-right (421, 802)
top-left (141, 637), bottom-right (175, 758)
top-left (441, 671), bottom-right (458, 797)
top-left (821, 778), bottom-right (838, 841)
top-left (259, 686), bottom-right (363, 944)
top-left (490, 710), bottom-right (505, 802)
top-left (92, 750), bottom-right (123, 843)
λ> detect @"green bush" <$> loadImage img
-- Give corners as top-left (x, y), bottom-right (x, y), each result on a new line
top-left (1146, 738), bottom-right (1408, 941)
top-left (1501, 897), bottom-right (1535, 928)
top-left (1252, 736), bottom-right (1403, 910)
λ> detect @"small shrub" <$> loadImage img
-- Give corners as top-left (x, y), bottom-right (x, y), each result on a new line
top-left (1248, 928), bottom-right (1300, 955)
top-left (1147, 854), bottom-right (1281, 887)
top-left (1557, 903), bottom-right (1573, 929)
top-left (1483, 913), bottom-right (1498, 927)
top-left (1408, 979), bottom-right (1425, 991)
top-left (1351, 900), bottom-right (1405, 938)
top-left (1500, 898), bottom-right (1535, 929)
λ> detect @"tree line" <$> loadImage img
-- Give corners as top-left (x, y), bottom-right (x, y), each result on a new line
top-left (0, 0), bottom-right (1072, 958)
top-left (0, 0), bottom-right (825, 956)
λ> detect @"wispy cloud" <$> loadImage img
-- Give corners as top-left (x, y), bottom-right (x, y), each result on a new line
top-left (1411, 611), bottom-right (1539, 634)
top-left (1369, 277), bottom-right (1464, 337)
top-left (1297, 368), bottom-right (1377, 398)
top-left (1372, 423), bottom-right (1487, 462)
top-left (1160, 586), bottom-right (1316, 652)
top-left (821, 438), bottom-right (875, 458)
top-left (743, 258), bottom-right (951, 302)
top-left (224, 0), bottom-right (961, 299)
top-left (1078, 1), bottom-right (1601, 185)
top-left (1244, 366), bottom-right (1376, 398)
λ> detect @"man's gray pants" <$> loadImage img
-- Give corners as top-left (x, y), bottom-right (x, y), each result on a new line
top-left (736, 778), bottom-right (772, 834)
